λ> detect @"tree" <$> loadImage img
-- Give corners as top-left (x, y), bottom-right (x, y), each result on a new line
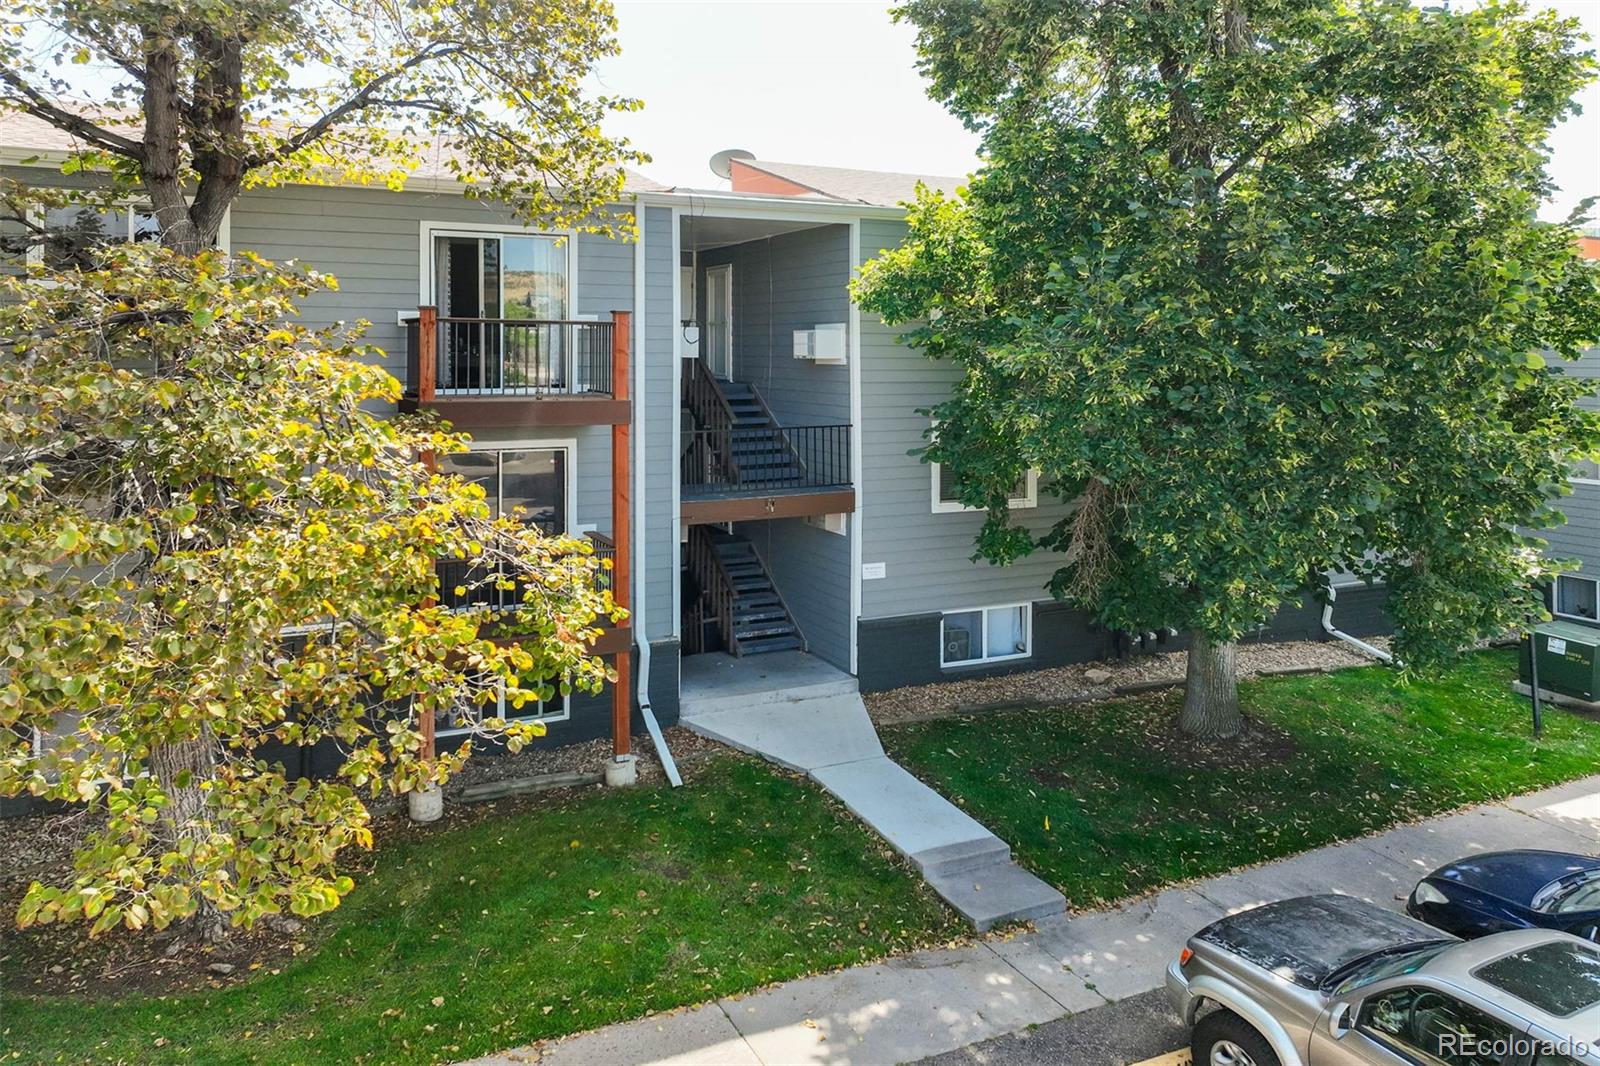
top-left (855, 0), bottom-right (1600, 737)
top-left (2, 246), bottom-right (620, 937)
top-left (0, 0), bottom-right (637, 937)
top-left (0, 0), bottom-right (643, 253)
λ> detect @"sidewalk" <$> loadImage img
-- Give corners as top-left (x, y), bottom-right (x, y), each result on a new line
top-left (466, 775), bottom-right (1600, 1066)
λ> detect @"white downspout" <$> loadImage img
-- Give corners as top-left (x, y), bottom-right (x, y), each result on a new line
top-left (1320, 584), bottom-right (1393, 663)
top-left (633, 204), bottom-right (682, 787)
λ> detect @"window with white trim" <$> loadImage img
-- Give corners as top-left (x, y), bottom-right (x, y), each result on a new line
top-left (931, 463), bottom-right (1038, 514)
top-left (8, 197), bottom-right (231, 269)
top-left (1555, 574), bottom-right (1599, 621)
top-left (1574, 457), bottom-right (1600, 484)
top-left (941, 604), bottom-right (1032, 667)
top-left (432, 440), bottom-right (576, 733)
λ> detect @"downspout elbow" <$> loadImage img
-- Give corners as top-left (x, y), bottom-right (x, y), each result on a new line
top-left (1321, 584), bottom-right (1394, 664)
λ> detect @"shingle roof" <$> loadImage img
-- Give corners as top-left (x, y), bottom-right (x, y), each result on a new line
top-left (0, 109), bottom-right (669, 193)
top-left (734, 159), bottom-right (963, 207)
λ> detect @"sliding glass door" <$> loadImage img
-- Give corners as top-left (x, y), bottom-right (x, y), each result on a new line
top-left (432, 233), bottom-right (569, 393)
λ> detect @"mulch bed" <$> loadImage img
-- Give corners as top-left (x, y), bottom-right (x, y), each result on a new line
top-left (864, 636), bottom-right (1394, 728)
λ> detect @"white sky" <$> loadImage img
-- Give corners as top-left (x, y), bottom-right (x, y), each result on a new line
top-left (595, 0), bottom-right (1599, 222)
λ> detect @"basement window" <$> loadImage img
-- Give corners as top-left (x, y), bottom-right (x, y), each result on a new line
top-left (941, 604), bottom-right (1032, 667)
top-left (1555, 574), bottom-right (1599, 622)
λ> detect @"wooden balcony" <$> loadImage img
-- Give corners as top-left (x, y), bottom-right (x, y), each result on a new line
top-left (400, 307), bottom-right (632, 428)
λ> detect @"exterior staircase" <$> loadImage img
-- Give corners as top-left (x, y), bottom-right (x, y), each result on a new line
top-left (688, 526), bottom-right (807, 656)
top-left (715, 380), bottom-right (806, 489)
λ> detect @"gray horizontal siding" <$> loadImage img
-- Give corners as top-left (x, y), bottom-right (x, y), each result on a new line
top-left (639, 205), bottom-right (675, 639)
top-left (857, 218), bottom-right (1076, 621)
top-left (700, 224), bottom-right (852, 427)
top-left (228, 184), bottom-right (633, 399)
top-left (1545, 478), bottom-right (1600, 574)
top-left (1545, 345), bottom-right (1600, 576)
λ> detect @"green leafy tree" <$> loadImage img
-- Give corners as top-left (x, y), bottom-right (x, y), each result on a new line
top-left (0, 0), bottom-right (643, 253)
top-left (2, 247), bottom-right (619, 937)
top-left (0, 0), bottom-right (637, 938)
top-left (855, 0), bottom-right (1600, 737)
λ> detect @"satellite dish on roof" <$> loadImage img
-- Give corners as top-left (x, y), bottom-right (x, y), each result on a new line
top-left (709, 148), bottom-right (756, 180)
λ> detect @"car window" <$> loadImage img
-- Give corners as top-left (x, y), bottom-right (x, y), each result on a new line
top-left (1358, 986), bottom-right (1517, 1065)
top-left (1330, 944), bottom-right (1452, 996)
top-left (1551, 880), bottom-right (1600, 915)
top-left (1474, 941), bottom-right (1600, 1017)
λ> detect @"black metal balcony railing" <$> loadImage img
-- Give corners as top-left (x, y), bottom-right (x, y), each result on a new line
top-left (436, 532), bottom-right (617, 612)
top-left (680, 424), bottom-right (851, 498)
top-left (404, 317), bottom-right (614, 398)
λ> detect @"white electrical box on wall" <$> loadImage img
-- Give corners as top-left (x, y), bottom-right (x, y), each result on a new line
top-left (803, 512), bottom-right (848, 536)
top-left (792, 322), bottom-right (848, 364)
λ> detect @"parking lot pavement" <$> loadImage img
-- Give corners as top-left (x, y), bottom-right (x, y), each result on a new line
top-left (915, 990), bottom-right (1189, 1066)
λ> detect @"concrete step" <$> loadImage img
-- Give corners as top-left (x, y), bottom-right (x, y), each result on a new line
top-left (912, 836), bottom-right (1013, 879)
top-left (925, 862), bottom-right (1067, 932)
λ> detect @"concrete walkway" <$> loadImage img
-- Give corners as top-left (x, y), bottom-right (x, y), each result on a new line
top-left (677, 652), bottom-right (1064, 931)
top-left (466, 774), bottom-right (1600, 1066)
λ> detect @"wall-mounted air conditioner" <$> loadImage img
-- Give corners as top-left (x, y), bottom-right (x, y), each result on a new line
top-left (792, 323), bottom-right (848, 365)
top-left (803, 512), bottom-right (848, 536)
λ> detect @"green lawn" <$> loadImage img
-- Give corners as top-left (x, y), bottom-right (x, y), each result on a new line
top-left (883, 649), bottom-right (1600, 910)
top-left (9, 651), bottom-right (1595, 1065)
top-left (1, 757), bottom-right (962, 1066)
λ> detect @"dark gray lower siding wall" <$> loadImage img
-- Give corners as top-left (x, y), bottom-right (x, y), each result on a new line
top-left (4, 640), bottom-right (682, 812)
top-left (856, 588), bottom-right (1392, 694)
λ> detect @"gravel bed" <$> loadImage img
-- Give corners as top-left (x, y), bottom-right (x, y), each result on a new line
top-left (865, 636), bottom-right (1394, 728)
top-left (440, 724), bottom-right (725, 797)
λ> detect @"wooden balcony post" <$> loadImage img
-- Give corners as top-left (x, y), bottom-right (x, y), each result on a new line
top-left (609, 311), bottom-right (632, 757)
top-left (417, 305), bottom-right (437, 403)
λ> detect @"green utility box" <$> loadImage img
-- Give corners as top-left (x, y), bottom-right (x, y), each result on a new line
top-left (1520, 620), bottom-right (1600, 701)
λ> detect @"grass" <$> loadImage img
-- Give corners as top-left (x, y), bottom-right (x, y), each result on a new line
top-left (0, 757), bottom-right (963, 1066)
top-left (882, 649), bottom-right (1600, 910)
top-left (8, 650), bottom-right (1596, 1065)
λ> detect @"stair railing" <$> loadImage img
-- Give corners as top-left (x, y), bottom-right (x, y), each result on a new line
top-left (682, 358), bottom-right (742, 486)
top-left (686, 525), bottom-right (740, 655)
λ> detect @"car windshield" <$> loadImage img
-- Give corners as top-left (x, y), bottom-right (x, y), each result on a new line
top-left (1473, 941), bottom-right (1600, 1018)
top-left (1326, 942), bottom-right (1454, 996)
top-left (1542, 875), bottom-right (1600, 916)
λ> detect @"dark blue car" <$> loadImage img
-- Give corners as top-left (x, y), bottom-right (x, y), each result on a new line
top-left (1407, 849), bottom-right (1600, 942)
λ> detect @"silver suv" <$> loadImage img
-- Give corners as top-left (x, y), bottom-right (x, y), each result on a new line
top-left (1166, 894), bottom-right (1600, 1065)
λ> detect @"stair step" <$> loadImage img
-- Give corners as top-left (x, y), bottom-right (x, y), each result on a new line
top-left (737, 634), bottom-right (804, 655)
top-left (732, 617), bottom-right (796, 633)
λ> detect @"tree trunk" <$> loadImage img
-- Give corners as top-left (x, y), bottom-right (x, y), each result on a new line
top-left (148, 731), bottom-right (226, 940)
top-left (1178, 632), bottom-right (1242, 738)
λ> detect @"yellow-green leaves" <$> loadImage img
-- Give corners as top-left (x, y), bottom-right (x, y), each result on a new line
top-left (4, 246), bottom-right (617, 936)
